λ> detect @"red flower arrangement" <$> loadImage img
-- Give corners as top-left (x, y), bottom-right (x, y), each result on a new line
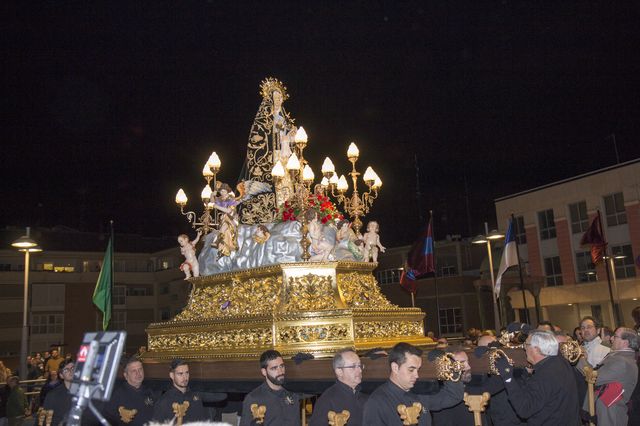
top-left (277, 193), bottom-right (344, 224)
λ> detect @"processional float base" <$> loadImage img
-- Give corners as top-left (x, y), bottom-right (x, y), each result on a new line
top-left (143, 261), bottom-right (430, 361)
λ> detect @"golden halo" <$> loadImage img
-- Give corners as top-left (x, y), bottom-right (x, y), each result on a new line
top-left (260, 77), bottom-right (289, 101)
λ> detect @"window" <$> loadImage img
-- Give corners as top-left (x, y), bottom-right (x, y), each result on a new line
top-left (543, 256), bottom-right (563, 286)
top-left (538, 209), bottom-right (556, 240)
top-left (32, 314), bottom-right (64, 334)
top-left (160, 307), bottom-right (171, 321)
top-left (113, 285), bottom-right (126, 305)
top-left (440, 265), bottom-right (457, 277)
top-left (43, 263), bottom-right (54, 271)
top-left (611, 245), bottom-right (636, 279)
top-left (376, 268), bottom-right (403, 285)
top-left (128, 287), bottom-right (153, 297)
top-left (32, 284), bottom-right (65, 308)
top-left (439, 307), bottom-right (463, 335)
top-left (569, 201), bottom-right (589, 234)
top-left (514, 216), bottom-right (527, 245)
top-left (604, 193), bottom-right (627, 226)
top-left (111, 311), bottom-right (126, 330)
top-left (161, 261), bottom-right (170, 270)
top-left (576, 252), bottom-right (597, 283)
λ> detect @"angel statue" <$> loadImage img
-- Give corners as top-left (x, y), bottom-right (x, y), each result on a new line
top-left (362, 220), bottom-right (386, 262)
top-left (238, 77), bottom-right (298, 224)
top-left (210, 181), bottom-right (272, 258)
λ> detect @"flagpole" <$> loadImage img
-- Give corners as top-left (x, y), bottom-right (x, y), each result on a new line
top-left (430, 211), bottom-right (442, 336)
top-left (511, 214), bottom-right (529, 324)
top-left (596, 211), bottom-right (620, 327)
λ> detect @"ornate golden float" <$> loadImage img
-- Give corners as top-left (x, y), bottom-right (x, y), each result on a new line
top-left (144, 77), bottom-right (429, 363)
top-left (144, 261), bottom-right (429, 360)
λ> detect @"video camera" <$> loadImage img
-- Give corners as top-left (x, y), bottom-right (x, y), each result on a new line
top-left (66, 331), bottom-right (126, 426)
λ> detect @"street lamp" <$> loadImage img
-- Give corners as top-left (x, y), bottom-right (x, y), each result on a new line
top-left (472, 223), bottom-right (504, 332)
top-left (11, 227), bottom-right (42, 380)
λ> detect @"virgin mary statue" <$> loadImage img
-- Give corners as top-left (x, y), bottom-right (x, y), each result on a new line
top-left (238, 77), bottom-right (297, 224)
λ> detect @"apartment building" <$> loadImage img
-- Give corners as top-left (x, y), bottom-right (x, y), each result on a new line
top-left (374, 236), bottom-right (493, 336)
top-left (0, 226), bottom-right (186, 363)
top-left (494, 159), bottom-right (640, 331)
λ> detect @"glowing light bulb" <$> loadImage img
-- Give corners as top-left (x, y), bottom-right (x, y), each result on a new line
top-left (294, 126), bottom-right (308, 143)
top-left (286, 153), bottom-right (301, 170)
top-left (347, 142), bottom-right (359, 159)
top-left (337, 175), bottom-right (349, 191)
top-left (302, 164), bottom-right (314, 182)
top-left (175, 189), bottom-right (188, 205)
top-left (271, 161), bottom-right (285, 177)
top-left (201, 185), bottom-right (212, 200)
top-left (321, 157), bottom-right (335, 174)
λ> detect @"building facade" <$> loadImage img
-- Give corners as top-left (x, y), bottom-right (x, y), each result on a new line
top-left (374, 236), bottom-right (494, 336)
top-left (0, 226), bottom-right (186, 366)
top-left (495, 159), bottom-right (640, 331)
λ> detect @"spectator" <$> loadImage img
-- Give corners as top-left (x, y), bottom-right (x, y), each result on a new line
top-left (39, 370), bottom-right (61, 407)
top-left (6, 377), bottom-right (28, 426)
top-left (44, 350), bottom-right (61, 373)
top-left (631, 306), bottom-right (640, 333)
top-left (580, 316), bottom-right (610, 367)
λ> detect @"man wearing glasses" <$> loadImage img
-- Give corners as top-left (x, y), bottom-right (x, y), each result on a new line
top-left (309, 348), bottom-right (368, 426)
top-left (42, 360), bottom-right (81, 425)
top-left (240, 350), bottom-right (300, 426)
top-left (588, 327), bottom-right (638, 426)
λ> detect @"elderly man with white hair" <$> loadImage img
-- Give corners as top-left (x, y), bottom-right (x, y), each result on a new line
top-left (495, 330), bottom-right (581, 425)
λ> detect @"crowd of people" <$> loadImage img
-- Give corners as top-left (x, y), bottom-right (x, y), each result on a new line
top-left (2, 313), bottom-right (640, 426)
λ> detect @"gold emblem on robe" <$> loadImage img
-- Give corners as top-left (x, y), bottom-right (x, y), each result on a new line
top-left (397, 402), bottom-right (422, 425)
top-left (118, 406), bottom-right (138, 424)
top-left (328, 409), bottom-right (350, 426)
top-left (250, 403), bottom-right (267, 424)
top-left (172, 401), bottom-right (190, 426)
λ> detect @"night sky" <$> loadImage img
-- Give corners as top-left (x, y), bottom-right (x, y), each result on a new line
top-left (4, 2), bottom-right (640, 247)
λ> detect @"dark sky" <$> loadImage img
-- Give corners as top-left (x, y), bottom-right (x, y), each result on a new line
top-left (3, 1), bottom-right (640, 247)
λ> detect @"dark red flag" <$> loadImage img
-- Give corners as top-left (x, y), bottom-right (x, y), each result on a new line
top-left (580, 215), bottom-right (607, 264)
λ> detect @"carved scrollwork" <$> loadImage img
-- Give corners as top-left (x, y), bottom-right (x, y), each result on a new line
top-left (278, 324), bottom-right (350, 344)
top-left (337, 272), bottom-right (396, 309)
top-left (355, 321), bottom-right (423, 339)
top-left (283, 274), bottom-right (336, 311)
top-left (148, 328), bottom-right (272, 351)
top-left (175, 276), bottom-right (282, 320)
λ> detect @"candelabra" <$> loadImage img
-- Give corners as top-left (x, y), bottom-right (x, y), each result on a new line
top-left (175, 152), bottom-right (221, 235)
top-left (321, 143), bottom-right (382, 236)
top-left (271, 127), bottom-right (314, 260)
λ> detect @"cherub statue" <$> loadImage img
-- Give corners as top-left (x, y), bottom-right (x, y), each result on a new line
top-left (306, 209), bottom-right (336, 261)
top-left (362, 220), bottom-right (386, 262)
top-left (252, 224), bottom-right (271, 244)
top-left (178, 231), bottom-right (202, 279)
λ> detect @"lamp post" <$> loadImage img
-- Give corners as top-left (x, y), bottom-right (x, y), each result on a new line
top-left (11, 227), bottom-right (42, 380)
top-left (605, 254), bottom-right (626, 326)
top-left (472, 223), bottom-right (504, 332)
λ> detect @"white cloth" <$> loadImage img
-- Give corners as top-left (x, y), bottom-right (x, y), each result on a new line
top-left (583, 336), bottom-right (611, 367)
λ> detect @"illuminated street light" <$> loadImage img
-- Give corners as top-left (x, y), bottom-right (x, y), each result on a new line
top-left (11, 227), bottom-right (42, 380)
top-left (472, 223), bottom-right (504, 331)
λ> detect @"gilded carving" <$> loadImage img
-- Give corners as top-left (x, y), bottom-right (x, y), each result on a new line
top-left (337, 272), bottom-right (396, 309)
top-left (175, 276), bottom-right (282, 320)
top-left (278, 324), bottom-right (350, 343)
top-left (283, 274), bottom-right (336, 311)
top-left (148, 328), bottom-right (272, 351)
top-left (355, 321), bottom-right (423, 339)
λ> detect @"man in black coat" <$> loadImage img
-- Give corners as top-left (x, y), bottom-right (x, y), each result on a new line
top-left (103, 356), bottom-right (155, 425)
top-left (239, 350), bottom-right (300, 426)
top-left (152, 358), bottom-right (208, 423)
top-left (496, 330), bottom-right (580, 425)
top-left (362, 342), bottom-right (463, 426)
top-left (309, 349), bottom-right (368, 426)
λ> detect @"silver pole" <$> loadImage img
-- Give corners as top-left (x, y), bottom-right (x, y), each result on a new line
top-left (485, 222), bottom-right (501, 331)
top-left (20, 250), bottom-right (30, 380)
